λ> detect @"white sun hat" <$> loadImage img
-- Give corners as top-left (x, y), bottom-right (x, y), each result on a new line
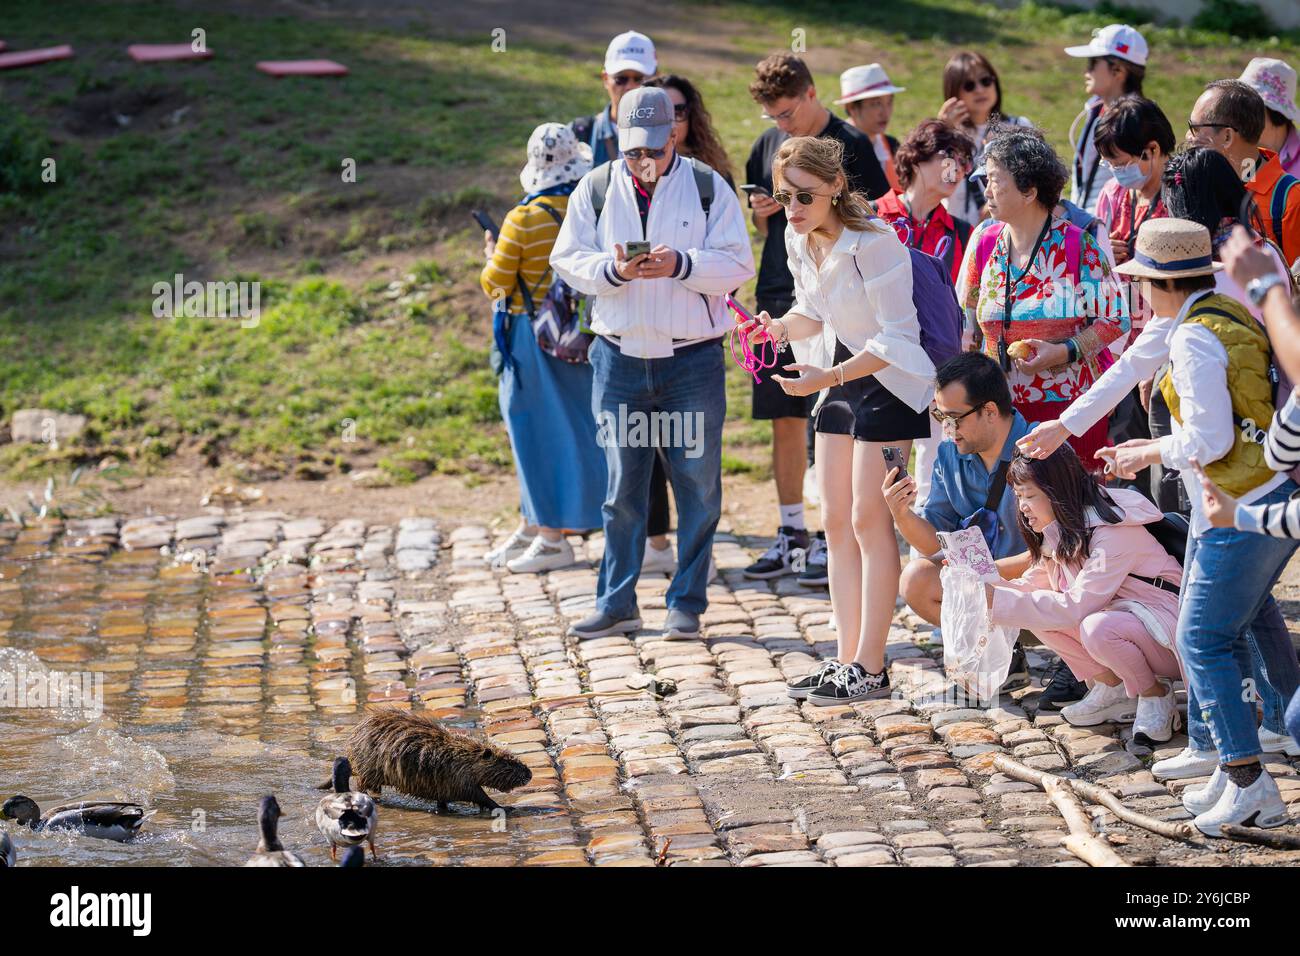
top-left (834, 63), bottom-right (905, 105)
top-left (520, 123), bottom-right (593, 193)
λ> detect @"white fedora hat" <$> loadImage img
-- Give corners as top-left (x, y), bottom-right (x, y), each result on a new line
top-left (834, 63), bottom-right (905, 105)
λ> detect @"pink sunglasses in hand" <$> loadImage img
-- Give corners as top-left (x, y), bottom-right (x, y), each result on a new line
top-left (726, 294), bottom-right (776, 383)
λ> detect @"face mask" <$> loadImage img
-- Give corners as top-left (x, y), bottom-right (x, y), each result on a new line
top-left (1110, 158), bottom-right (1147, 190)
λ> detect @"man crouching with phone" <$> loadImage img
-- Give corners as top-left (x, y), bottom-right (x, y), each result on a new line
top-left (881, 354), bottom-right (1069, 703)
top-left (550, 85), bottom-right (755, 642)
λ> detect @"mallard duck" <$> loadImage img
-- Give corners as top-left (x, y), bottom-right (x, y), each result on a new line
top-left (244, 795), bottom-right (305, 867)
top-left (0, 795), bottom-right (153, 842)
top-left (338, 845), bottom-right (364, 868)
top-left (0, 832), bottom-right (14, 867)
top-left (316, 757), bottom-right (377, 862)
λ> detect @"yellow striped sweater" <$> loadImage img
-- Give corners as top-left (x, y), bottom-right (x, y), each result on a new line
top-left (479, 194), bottom-right (568, 314)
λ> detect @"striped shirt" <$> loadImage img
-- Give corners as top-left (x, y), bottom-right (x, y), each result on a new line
top-left (1235, 388), bottom-right (1300, 537)
top-left (480, 195), bottom-right (568, 314)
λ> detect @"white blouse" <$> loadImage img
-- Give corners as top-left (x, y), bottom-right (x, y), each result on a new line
top-left (784, 222), bottom-right (935, 413)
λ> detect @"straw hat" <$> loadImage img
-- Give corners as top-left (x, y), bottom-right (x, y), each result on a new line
top-left (1115, 218), bottom-right (1223, 280)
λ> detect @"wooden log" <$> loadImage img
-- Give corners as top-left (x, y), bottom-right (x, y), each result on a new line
top-left (1219, 823), bottom-right (1300, 850)
top-left (994, 753), bottom-right (1197, 842)
top-left (1044, 776), bottom-right (1130, 867)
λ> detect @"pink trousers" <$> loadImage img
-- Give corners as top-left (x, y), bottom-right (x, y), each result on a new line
top-left (1035, 610), bottom-right (1183, 696)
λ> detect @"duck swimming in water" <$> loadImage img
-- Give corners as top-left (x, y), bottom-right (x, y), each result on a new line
top-left (0, 832), bottom-right (14, 867)
top-left (244, 795), bottom-right (305, 867)
top-left (0, 795), bottom-right (153, 842)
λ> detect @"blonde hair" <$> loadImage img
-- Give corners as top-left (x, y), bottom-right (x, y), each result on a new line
top-left (771, 136), bottom-right (886, 236)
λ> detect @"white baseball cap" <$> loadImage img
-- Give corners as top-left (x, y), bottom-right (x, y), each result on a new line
top-left (1240, 57), bottom-right (1300, 124)
top-left (834, 63), bottom-right (905, 105)
top-left (1064, 24), bottom-right (1148, 67)
top-left (604, 30), bottom-right (656, 77)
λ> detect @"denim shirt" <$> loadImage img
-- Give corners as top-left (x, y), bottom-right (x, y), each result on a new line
top-left (921, 410), bottom-right (1031, 559)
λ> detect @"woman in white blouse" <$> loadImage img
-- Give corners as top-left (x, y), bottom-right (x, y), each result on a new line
top-left (745, 135), bottom-right (935, 705)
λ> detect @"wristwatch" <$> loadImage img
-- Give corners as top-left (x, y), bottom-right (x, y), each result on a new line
top-left (1246, 273), bottom-right (1286, 307)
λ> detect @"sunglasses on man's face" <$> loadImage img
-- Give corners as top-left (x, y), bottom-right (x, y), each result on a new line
top-left (962, 74), bottom-right (995, 94)
top-left (772, 188), bottom-right (832, 207)
top-left (1188, 120), bottom-right (1233, 135)
top-left (930, 403), bottom-right (986, 428)
top-left (624, 146), bottom-right (669, 161)
top-left (611, 73), bottom-right (645, 87)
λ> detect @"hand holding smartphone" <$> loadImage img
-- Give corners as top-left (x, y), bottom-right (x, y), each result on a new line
top-left (471, 210), bottom-right (499, 241)
top-left (882, 446), bottom-right (908, 481)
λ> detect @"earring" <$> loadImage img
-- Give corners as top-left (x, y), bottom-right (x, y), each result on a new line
top-left (833, 193), bottom-right (840, 205)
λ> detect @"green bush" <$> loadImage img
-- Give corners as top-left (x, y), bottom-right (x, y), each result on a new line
top-left (1192, 0), bottom-right (1276, 38)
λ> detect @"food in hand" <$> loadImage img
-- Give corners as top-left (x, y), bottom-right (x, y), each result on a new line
top-left (1007, 340), bottom-right (1036, 361)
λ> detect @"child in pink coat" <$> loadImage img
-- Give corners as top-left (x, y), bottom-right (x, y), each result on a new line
top-left (987, 446), bottom-right (1184, 744)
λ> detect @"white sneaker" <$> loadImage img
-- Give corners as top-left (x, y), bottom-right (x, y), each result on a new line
top-left (1259, 727), bottom-right (1300, 756)
top-left (803, 464), bottom-right (820, 508)
top-left (506, 535), bottom-right (574, 574)
top-left (485, 527), bottom-right (533, 568)
top-left (1152, 746), bottom-right (1220, 780)
top-left (1183, 767), bottom-right (1228, 815)
top-left (1060, 681), bottom-right (1137, 726)
top-left (1132, 685), bottom-right (1181, 745)
top-left (642, 541), bottom-right (677, 574)
top-left (1193, 768), bottom-right (1290, 837)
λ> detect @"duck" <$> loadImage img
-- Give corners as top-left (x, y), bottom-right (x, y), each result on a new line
top-left (338, 845), bottom-right (364, 868)
top-left (244, 795), bottom-right (305, 867)
top-left (0, 832), bottom-right (14, 867)
top-left (316, 757), bottom-right (377, 862)
top-left (0, 795), bottom-right (153, 842)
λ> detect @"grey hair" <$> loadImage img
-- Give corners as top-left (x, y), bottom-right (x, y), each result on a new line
top-left (983, 123), bottom-right (1068, 211)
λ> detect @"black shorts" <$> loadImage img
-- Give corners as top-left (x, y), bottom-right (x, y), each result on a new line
top-left (751, 296), bottom-right (813, 420)
top-left (813, 339), bottom-right (931, 442)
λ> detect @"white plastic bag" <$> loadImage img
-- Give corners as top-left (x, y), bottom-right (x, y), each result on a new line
top-left (940, 564), bottom-right (1018, 704)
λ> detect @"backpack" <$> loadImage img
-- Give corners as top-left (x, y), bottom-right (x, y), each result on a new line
top-left (1127, 511), bottom-right (1188, 595)
top-left (856, 220), bottom-right (963, 369)
top-left (513, 202), bottom-right (593, 365)
top-left (1267, 172), bottom-right (1299, 259)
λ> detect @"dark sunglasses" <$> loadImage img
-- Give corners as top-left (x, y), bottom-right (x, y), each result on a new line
top-left (611, 73), bottom-right (645, 87)
top-left (672, 103), bottom-right (689, 120)
top-left (624, 146), bottom-right (669, 161)
top-left (962, 74), bottom-right (995, 93)
top-left (772, 188), bottom-right (832, 207)
top-left (930, 403), bottom-right (986, 427)
top-left (1188, 120), bottom-right (1233, 135)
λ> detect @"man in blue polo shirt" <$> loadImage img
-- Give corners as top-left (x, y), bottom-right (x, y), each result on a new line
top-left (882, 353), bottom-right (1086, 708)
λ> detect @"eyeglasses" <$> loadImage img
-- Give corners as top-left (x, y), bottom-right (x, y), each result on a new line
top-left (930, 403), bottom-right (986, 428)
top-left (672, 104), bottom-right (689, 120)
top-left (1188, 120), bottom-right (1233, 135)
top-left (961, 75), bottom-right (995, 94)
top-left (624, 146), bottom-right (669, 161)
top-left (772, 188), bottom-right (834, 207)
top-left (610, 73), bottom-right (645, 87)
top-left (761, 98), bottom-right (806, 123)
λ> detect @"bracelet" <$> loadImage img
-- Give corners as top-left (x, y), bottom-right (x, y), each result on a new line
top-left (1065, 339), bottom-right (1079, 364)
top-left (834, 364), bottom-right (846, 387)
top-left (772, 319), bottom-right (790, 353)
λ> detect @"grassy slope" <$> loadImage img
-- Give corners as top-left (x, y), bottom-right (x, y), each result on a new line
top-left (1, 0), bottom-right (1297, 484)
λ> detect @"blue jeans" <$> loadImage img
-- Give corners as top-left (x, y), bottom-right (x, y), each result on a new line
top-left (1178, 481), bottom-right (1300, 763)
top-left (588, 337), bottom-right (725, 618)
top-left (1287, 687), bottom-right (1300, 745)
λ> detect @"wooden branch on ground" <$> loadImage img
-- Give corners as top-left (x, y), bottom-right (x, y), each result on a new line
top-left (1219, 823), bottom-right (1300, 850)
top-left (994, 754), bottom-right (1197, 853)
top-left (1043, 775), bottom-right (1130, 867)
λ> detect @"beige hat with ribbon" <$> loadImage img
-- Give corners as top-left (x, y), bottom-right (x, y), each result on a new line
top-left (1114, 218), bottom-right (1224, 281)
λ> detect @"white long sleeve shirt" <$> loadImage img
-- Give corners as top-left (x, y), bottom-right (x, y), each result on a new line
top-left (1157, 291), bottom-right (1284, 533)
top-left (784, 222), bottom-right (935, 413)
top-left (549, 154), bottom-right (755, 358)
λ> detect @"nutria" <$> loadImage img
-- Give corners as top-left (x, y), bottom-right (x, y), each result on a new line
top-left (339, 708), bottom-right (532, 813)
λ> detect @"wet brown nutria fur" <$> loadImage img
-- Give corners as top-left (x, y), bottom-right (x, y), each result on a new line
top-left (345, 708), bottom-right (532, 812)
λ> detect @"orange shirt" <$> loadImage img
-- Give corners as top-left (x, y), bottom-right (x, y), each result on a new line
top-left (1248, 148), bottom-right (1300, 269)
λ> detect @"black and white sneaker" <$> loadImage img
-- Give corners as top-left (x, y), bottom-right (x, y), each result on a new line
top-left (1000, 643), bottom-right (1030, 692)
top-left (1037, 657), bottom-right (1086, 710)
top-left (807, 663), bottom-right (890, 706)
top-left (744, 526), bottom-right (808, 580)
top-left (797, 531), bottom-right (828, 587)
top-left (787, 659), bottom-right (841, 700)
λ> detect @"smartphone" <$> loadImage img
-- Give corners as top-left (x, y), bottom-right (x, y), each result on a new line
top-left (471, 210), bottom-right (499, 240)
top-left (882, 446), bottom-right (908, 481)
top-left (625, 240), bottom-right (651, 259)
top-left (740, 184), bottom-right (771, 198)
top-left (725, 293), bottom-right (757, 325)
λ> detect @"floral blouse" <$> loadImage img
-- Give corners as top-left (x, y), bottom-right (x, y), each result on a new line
top-left (957, 218), bottom-right (1129, 408)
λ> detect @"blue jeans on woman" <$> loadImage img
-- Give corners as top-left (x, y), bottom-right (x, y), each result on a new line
top-left (1178, 481), bottom-right (1300, 763)
top-left (588, 336), bottom-right (725, 619)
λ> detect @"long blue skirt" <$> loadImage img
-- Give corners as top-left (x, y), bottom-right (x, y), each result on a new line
top-left (498, 313), bottom-right (606, 531)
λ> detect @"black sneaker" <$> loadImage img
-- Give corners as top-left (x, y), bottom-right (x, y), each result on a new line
top-left (797, 531), bottom-right (828, 587)
top-left (787, 659), bottom-right (841, 700)
top-left (808, 662), bottom-right (890, 706)
top-left (744, 526), bottom-right (808, 580)
top-left (1037, 657), bottom-right (1086, 710)
top-left (1000, 643), bottom-right (1030, 692)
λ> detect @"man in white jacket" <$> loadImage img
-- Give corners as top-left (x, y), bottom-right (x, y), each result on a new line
top-left (551, 85), bottom-right (755, 640)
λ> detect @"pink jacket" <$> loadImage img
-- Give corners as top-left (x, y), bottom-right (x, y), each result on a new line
top-left (989, 488), bottom-right (1182, 646)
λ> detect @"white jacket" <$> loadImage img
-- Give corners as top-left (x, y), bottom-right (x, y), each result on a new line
top-left (785, 222), bottom-right (935, 413)
top-left (549, 154), bottom-right (755, 359)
